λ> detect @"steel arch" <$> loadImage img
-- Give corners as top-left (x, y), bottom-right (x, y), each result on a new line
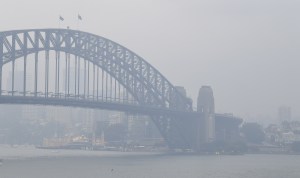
top-left (0, 29), bottom-right (192, 111)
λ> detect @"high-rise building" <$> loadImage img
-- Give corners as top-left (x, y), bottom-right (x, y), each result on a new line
top-left (175, 86), bottom-right (187, 97)
top-left (6, 71), bottom-right (23, 92)
top-left (173, 86), bottom-right (193, 110)
top-left (278, 106), bottom-right (291, 123)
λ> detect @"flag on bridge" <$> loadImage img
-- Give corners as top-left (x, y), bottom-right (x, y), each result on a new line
top-left (78, 14), bottom-right (82, 20)
top-left (59, 16), bottom-right (64, 21)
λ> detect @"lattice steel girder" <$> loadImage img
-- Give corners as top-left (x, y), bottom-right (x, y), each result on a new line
top-left (0, 29), bottom-right (192, 111)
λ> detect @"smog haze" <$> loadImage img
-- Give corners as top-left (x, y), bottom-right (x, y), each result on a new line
top-left (1, 0), bottom-right (299, 123)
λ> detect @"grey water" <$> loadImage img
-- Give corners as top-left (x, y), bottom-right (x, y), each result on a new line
top-left (0, 145), bottom-right (300, 178)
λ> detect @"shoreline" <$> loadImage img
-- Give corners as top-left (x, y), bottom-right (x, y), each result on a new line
top-left (1, 144), bottom-right (300, 161)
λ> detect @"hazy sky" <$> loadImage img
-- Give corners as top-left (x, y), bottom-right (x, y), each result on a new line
top-left (1, 0), bottom-right (299, 123)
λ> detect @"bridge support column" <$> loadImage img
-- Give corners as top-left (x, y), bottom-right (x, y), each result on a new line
top-left (196, 86), bottom-right (215, 151)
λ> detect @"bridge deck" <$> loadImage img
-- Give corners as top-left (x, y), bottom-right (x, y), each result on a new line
top-left (0, 95), bottom-right (200, 118)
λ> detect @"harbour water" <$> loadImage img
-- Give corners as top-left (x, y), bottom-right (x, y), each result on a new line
top-left (0, 145), bottom-right (300, 178)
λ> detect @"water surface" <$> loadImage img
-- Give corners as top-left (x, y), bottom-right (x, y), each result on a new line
top-left (0, 145), bottom-right (299, 178)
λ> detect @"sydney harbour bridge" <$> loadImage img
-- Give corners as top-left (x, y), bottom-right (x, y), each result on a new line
top-left (0, 29), bottom-right (230, 151)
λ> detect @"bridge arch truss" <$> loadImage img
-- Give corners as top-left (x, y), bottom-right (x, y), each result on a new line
top-left (0, 29), bottom-right (196, 149)
top-left (0, 29), bottom-right (192, 111)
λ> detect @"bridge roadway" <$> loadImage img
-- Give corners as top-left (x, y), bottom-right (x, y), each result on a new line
top-left (0, 93), bottom-right (201, 119)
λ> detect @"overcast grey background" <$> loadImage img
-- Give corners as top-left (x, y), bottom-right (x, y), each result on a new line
top-left (0, 0), bottom-right (299, 124)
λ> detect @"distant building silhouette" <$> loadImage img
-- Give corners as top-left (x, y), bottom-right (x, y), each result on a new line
top-left (6, 70), bottom-right (23, 92)
top-left (174, 86), bottom-right (193, 110)
top-left (175, 86), bottom-right (187, 97)
top-left (215, 114), bottom-right (242, 143)
top-left (278, 106), bottom-right (291, 123)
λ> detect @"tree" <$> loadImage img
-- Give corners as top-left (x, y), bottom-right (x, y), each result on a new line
top-left (241, 122), bottom-right (265, 144)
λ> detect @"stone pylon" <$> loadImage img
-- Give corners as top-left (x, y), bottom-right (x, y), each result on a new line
top-left (196, 86), bottom-right (215, 149)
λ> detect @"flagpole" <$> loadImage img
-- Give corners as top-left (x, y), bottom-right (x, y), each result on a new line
top-left (59, 15), bottom-right (61, 29)
top-left (77, 14), bottom-right (79, 30)
top-left (77, 14), bottom-right (82, 31)
top-left (59, 15), bottom-right (64, 29)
